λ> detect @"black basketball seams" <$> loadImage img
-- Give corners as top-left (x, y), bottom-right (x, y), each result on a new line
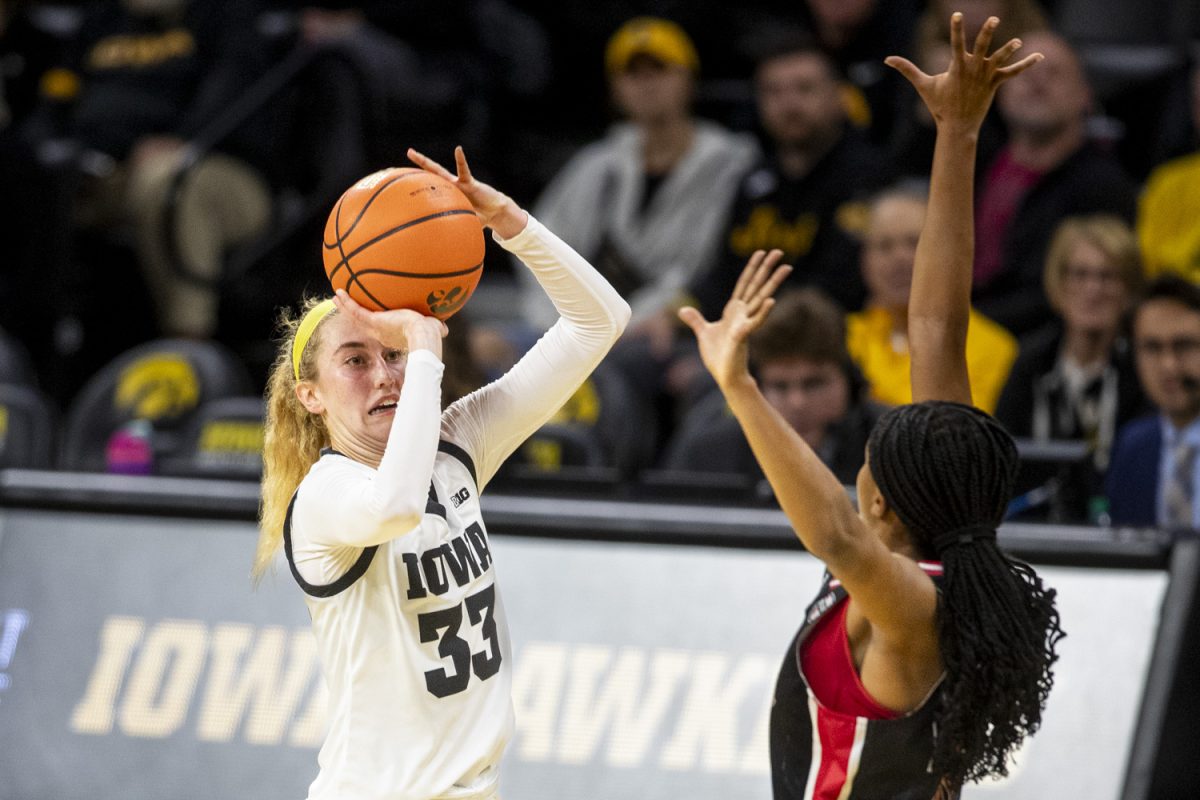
top-left (322, 192), bottom-right (347, 250)
top-left (332, 193), bottom-right (379, 306)
top-left (326, 173), bottom-right (407, 298)
top-left (351, 261), bottom-right (483, 281)
top-left (331, 191), bottom-right (362, 298)
top-left (326, 208), bottom-right (478, 286)
top-left (352, 280), bottom-right (389, 311)
top-left (325, 171), bottom-right (415, 299)
top-left (322, 171), bottom-right (409, 251)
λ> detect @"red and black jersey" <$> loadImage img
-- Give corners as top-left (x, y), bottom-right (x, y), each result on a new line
top-left (770, 563), bottom-right (948, 800)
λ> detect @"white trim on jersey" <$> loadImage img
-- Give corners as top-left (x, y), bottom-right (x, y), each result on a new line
top-left (836, 718), bottom-right (869, 800)
top-left (286, 215), bottom-right (629, 800)
top-left (803, 693), bottom-right (824, 800)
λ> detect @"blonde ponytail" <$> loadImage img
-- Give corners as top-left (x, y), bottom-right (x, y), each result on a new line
top-left (254, 298), bottom-right (335, 581)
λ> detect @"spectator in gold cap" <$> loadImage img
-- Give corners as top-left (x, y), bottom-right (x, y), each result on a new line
top-left (518, 16), bottom-right (758, 340)
top-left (603, 16), bottom-right (699, 76)
top-left (509, 17), bottom-right (758, 466)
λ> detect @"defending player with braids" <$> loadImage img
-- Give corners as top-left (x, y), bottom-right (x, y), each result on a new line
top-left (680, 14), bottom-right (1062, 798)
top-left (868, 402), bottom-right (1064, 787)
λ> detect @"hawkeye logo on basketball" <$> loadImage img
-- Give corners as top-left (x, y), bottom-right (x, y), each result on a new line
top-left (450, 486), bottom-right (470, 507)
top-left (427, 285), bottom-right (469, 316)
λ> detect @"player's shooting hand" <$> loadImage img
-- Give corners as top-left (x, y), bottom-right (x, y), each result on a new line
top-left (333, 289), bottom-right (448, 360)
top-left (677, 250), bottom-right (791, 391)
top-left (407, 146), bottom-right (528, 239)
top-left (884, 13), bottom-right (1042, 133)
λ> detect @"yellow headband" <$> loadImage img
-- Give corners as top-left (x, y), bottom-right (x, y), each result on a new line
top-left (292, 298), bottom-right (336, 380)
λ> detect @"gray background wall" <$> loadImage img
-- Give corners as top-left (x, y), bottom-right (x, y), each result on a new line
top-left (0, 508), bottom-right (1168, 799)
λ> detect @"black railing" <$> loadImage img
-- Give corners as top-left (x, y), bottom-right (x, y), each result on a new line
top-left (0, 467), bottom-right (1178, 570)
top-left (161, 41), bottom-right (380, 287)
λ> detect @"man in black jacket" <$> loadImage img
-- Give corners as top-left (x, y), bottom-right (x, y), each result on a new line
top-left (973, 31), bottom-right (1137, 337)
top-left (690, 32), bottom-right (889, 318)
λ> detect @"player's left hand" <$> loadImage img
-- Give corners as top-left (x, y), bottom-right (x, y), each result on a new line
top-left (677, 249), bottom-right (791, 391)
top-left (407, 146), bottom-right (528, 238)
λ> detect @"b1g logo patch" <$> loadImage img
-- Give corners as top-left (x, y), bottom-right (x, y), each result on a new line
top-left (427, 285), bottom-right (469, 316)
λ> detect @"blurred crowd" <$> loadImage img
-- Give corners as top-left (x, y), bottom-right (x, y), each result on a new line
top-left (2, 0), bottom-right (1200, 529)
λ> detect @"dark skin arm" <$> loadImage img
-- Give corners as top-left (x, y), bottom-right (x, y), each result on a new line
top-left (889, 16), bottom-right (1037, 406)
top-left (682, 255), bottom-right (945, 709)
top-left (679, 14), bottom-right (1041, 712)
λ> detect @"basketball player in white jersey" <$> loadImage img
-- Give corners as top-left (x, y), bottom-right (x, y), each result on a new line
top-left (253, 146), bottom-right (630, 800)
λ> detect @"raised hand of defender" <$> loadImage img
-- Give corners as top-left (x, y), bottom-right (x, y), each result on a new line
top-left (885, 12), bottom-right (1042, 132)
top-left (678, 250), bottom-right (792, 391)
top-left (407, 145), bottom-right (524, 234)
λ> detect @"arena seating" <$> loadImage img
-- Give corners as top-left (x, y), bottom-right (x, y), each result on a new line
top-left (0, 383), bottom-right (57, 469)
top-left (60, 338), bottom-right (252, 473)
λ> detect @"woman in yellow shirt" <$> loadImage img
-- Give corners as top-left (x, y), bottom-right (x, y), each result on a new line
top-left (1137, 62), bottom-right (1200, 281)
top-left (847, 181), bottom-right (1017, 412)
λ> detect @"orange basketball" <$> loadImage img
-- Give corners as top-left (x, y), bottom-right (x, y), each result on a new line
top-left (322, 167), bottom-right (485, 319)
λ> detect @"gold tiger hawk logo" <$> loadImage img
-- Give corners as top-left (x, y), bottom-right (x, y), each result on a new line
top-left (114, 355), bottom-right (200, 420)
top-left (427, 285), bottom-right (470, 316)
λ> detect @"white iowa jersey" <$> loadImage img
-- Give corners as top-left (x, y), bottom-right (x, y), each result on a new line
top-left (280, 214), bottom-right (629, 799)
top-left (285, 443), bottom-right (510, 800)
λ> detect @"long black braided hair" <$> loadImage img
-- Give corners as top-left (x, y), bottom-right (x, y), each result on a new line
top-left (867, 401), bottom-right (1065, 790)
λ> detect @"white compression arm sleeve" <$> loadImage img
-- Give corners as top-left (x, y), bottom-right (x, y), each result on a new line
top-left (443, 215), bottom-right (631, 487)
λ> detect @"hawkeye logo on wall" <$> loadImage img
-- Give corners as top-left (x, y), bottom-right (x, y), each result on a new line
top-left (68, 616), bottom-right (776, 773)
top-left (115, 355), bottom-right (201, 420)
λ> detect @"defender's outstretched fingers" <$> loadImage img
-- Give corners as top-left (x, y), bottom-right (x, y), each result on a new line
top-left (742, 249), bottom-right (784, 304)
top-left (757, 263), bottom-right (793, 305)
top-left (884, 55), bottom-right (926, 87)
top-left (948, 11), bottom-right (966, 57)
top-left (973, 16), bottom-right (999, 59)
top-left (677, 305), bottom-right (707, 335)
top-left (746, 296), bottom-right (777, 328)
top-left (746, 256), bottom-right (789, 308)
top-left (732, 250), bottom-right (767, 302)
top-left (996, 51), bottom-right (1044, 78)
top-left (989, 37), bottom-right (1023, 67)
top-left (741, 252), bottom-right (772, 303)
top-left (744, 264), bottom-right (792, 317)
